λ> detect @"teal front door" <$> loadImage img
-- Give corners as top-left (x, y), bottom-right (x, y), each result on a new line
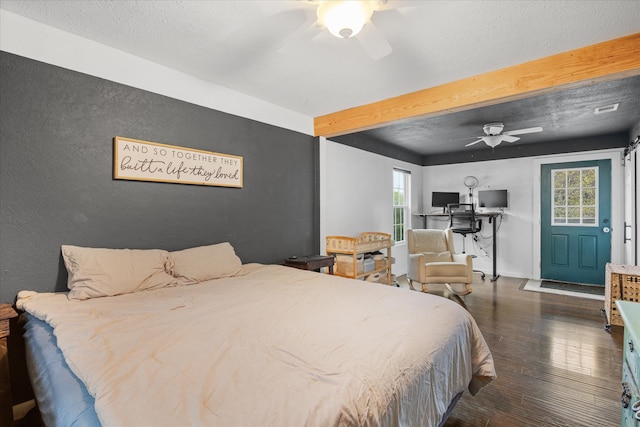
top-left (540, 160), bottom-right (612, 285)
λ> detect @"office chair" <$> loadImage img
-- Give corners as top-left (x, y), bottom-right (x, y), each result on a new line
top-left (448, 203), bottom-right (486, 280)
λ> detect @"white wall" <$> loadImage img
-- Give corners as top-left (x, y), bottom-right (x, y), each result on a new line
top-left (423, 157), bottom-right (536, 278)
top-left (320, 138), bottom-right (423, 276)
top-left (321, 143), bottom-right (625, 280)
top-left (423, 149), bottom-right (625, 279)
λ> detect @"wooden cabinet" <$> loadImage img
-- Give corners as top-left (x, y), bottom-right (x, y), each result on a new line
top-left (605, 263), bottom-right (640, 330)
top-left (617, 301), bottom-right (640, 426)
top-left (326, 232), bottom-right (392, 285)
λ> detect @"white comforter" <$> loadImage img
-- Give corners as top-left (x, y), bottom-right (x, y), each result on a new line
top-left (17, 264), bottom-right (495, 426)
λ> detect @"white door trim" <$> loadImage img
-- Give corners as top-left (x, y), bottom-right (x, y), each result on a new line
top-left (531, 149), bottom-right (624, 280)
top-left (624, 148), bottom-right (638, 265)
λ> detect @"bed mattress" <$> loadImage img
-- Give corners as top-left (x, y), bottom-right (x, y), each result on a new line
top-left (22, 313), bottom-right (99, 426)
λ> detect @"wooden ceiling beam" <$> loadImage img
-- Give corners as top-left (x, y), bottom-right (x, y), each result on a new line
top-left (314, 32), bottom-right (640, 137)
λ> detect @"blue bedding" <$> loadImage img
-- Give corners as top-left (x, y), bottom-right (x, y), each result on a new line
top-left (22, 313), bottom-right (100, 426)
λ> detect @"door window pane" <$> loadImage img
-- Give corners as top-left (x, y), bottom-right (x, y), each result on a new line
top-left (567, 207), bottom-right (581, 223)
top-left (567, 170), bottom-right (581, 187)
top-left (567, 189), bottom-right (581, 205)
top-left (582, 188), bottom-right (596, 205)
top-left (551, 167), bottom-right (598, 226)
top-left (583, 207), bottom-right (596, 224)
top-left (554, 189), bottom-right (566, 205)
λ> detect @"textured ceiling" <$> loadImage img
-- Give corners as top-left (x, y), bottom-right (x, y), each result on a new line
top-left (341, 75), bottom-right (640, 159)
top-left (1, 0), bottom-right (639, 159)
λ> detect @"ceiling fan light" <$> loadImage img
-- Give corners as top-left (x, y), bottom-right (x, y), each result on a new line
top-left (318, 1), bottom-right (374, 39)
top-left (483, 135), bottom-right (503, 148)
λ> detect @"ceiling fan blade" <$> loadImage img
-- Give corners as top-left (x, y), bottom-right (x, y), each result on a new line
top-left (375, 0), bottom-right (422, 11)
top-left (465, 139), bottom-right (483, 147)
top-left (503, 126), bottom-right (543, 136)
top-left (502, 135), bottom-right (520, 143)
top-left (355, 21), bottom-right (392, 60)
top-left (450, 135), bottom-right (484, 141)
top-left (277, 19), bottom-right (323, 53)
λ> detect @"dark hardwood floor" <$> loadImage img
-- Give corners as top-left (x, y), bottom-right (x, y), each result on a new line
top-left (398, 275), bottom-right (623, 427)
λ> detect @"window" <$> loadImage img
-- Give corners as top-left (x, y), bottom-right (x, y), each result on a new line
top-left (551, 166), bottom-right (598, 225)
top-left (393, 169), bottom-right (411, 242)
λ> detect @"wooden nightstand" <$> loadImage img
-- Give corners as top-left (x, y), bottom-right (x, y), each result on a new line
top-left (284, 255), bottom-right (335, 274)
top-left (1, 304), bottom-right (18, 426)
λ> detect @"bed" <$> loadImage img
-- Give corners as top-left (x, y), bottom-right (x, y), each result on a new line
top-left (16, 243), bottom-right (496, 426)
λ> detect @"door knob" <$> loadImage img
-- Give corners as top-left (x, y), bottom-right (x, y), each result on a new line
top-left (602, 227), bottom-right (610, 233)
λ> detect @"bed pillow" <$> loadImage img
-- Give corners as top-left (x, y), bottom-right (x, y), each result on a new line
top-left (422, 251), bottom-right (453, 263)
top-left (62, 245), bottom-right (177, 300)
top-left (169, 242), bottom-right (242, 283)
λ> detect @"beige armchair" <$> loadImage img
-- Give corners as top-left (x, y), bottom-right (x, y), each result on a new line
top-left (407, 228), bottom-right (473, 295)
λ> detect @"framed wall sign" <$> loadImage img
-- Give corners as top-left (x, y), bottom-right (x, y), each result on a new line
top-left (113, 136), bottom-right (243, 188)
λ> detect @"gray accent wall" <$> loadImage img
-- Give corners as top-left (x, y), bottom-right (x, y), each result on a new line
top-left (0, 52), bottom-right (319, 303)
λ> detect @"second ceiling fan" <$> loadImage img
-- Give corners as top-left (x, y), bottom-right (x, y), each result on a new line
top-left (464, 123), bottom-right (543, 148)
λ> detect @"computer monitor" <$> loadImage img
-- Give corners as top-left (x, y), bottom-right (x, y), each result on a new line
top-left (431, 192), bottom-right (460, 213)
top-left (478, 189), bottom-right (508, 209)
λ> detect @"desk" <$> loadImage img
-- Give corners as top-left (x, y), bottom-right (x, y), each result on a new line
top-left (418, 212), bottom-right (503, 281)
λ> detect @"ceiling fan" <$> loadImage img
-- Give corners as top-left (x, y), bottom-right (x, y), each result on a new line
top-left (282, 0), bottom-right (414, 61)
top-left (463, 123), bottom-right (543, 148)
